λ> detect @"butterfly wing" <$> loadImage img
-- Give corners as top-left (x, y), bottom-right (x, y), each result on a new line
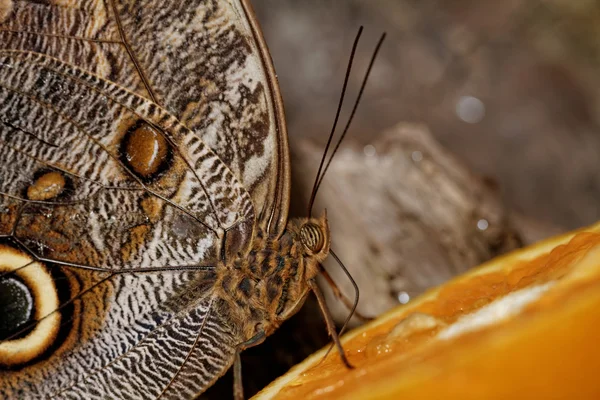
top-left (2, 259), bottom-right (229, 399)
top-left (0, 49), bottom-right (246, 399)
top-left (0, 50), bottom-right (254, 268)
top-left (0, 0), bottom-right (288, 398)
top-left (59, 292), bottom-right (239, 400)
top-left (0, 0), bottom-right (290, 237)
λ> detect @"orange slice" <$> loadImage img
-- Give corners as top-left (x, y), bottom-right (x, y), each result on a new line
top-left (254, 222), bottom-right (600, 399)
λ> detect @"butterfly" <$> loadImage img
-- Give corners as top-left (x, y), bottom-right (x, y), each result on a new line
top-left (0, 1), bottom-right (383, 398)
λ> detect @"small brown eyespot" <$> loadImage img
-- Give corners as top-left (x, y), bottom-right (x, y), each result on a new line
top-left (121, 121), bottom-right (170, 181)
top-left (27, 171), bottom-right (66, 201)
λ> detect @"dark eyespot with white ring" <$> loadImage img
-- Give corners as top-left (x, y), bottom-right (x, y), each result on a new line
top-left (0, 245), bottom-right (62, 367)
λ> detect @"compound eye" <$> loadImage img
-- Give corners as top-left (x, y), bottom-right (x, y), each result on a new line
top-left (300, 223), bottom-right (324, 253)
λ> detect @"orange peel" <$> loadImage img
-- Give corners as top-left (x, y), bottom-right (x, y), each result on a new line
top-left (255, 222), bottom-right (600, 399)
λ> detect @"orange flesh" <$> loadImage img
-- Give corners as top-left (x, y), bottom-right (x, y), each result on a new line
top-left (272, 231), bottom-right (600, 399)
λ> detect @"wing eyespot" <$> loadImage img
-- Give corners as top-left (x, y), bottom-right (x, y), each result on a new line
top-left (26, 171), bottom-right (66, 201)
top-left (0, 275), bottom-right (34, 340)
top-left (0, 245), bottom-right (61, 366)
top-left (120, 121), bottom-right (173, 183)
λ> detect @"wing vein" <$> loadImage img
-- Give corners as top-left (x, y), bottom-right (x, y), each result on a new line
top-left (0, 78), bottom-right (217, 234)
top-left (0, 125), bottom-right (147, 191)
top-left (51, 292), bottom-right (214, 398)
top-left (2, 225), bottom-right (215, 273)
top-left (1, 271), bottom-right (115, 343)
top-left (0, 118), bottom-right (58, 147)
top-left (107, 0), bottom-right (158, 103)
top-left (157, 296), bottom-right (215, 399)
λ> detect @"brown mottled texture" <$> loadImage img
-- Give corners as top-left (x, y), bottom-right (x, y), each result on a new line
top-left (1, 51), bottom-right (254, 269)
top-left (0, 0), bottom-right (11, 23)
top-left (0, 0), bottom-right (290, 236)
top-left (0, 1), bottom-right (315, 399)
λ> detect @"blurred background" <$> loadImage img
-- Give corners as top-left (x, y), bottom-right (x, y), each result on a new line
top-left (253, 0), bottom-right (600, 230)
top-left (205, 0), bottom-right (600, 397)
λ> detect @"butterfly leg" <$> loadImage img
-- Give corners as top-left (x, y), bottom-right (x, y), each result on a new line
top-left (318, 265), bottom-right (373, 322)
top-left (308, 278), bottom-right (354, 369)
top-left (233, 352), bottom-right (244, 400)
top-left (233, 330), bottom-right (267, 400)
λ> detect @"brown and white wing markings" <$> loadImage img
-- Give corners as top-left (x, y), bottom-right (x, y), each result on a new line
top-left (0, 50), bottom-right (247, 398)
top-left (0, 0), bottom-right (289, 398)
top-left (60, 287), bottom-right (239, 400)
top-left (2, 263), bottom-right (226, 399)
top-left (0, 0), bottom-right (290, 238)
top-left (0, 50), bottom-right (253, 268)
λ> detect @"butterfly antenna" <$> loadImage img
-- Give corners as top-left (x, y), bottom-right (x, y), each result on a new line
top-left (307, 26), bottom-right (364, 217)
top-left (313, 32), bottom-right (386, 196)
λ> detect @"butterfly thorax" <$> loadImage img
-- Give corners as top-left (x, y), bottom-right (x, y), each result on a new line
top-left (214, 212), bottom-right (330, 342)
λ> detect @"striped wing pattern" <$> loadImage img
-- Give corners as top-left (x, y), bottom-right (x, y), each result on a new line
top-left (0, 0), bottom-right (289, 233)
top-left (0, 50), bottom-right (254, 269)
top-left (5, 268), bottom-right (231, 399)
top-left (62, 296), bottom-right (239, 400)
top-left (0, 0), bottom-right (287, 398)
